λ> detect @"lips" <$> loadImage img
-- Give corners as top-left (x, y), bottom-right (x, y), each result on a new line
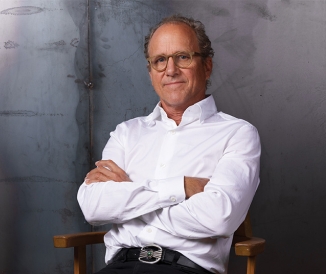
top-left (163, 81), bottom-right (185, 86)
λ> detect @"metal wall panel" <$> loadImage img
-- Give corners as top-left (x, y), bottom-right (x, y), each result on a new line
top-left (0, 0), bottom-right (90, 273)
top-left (0, 0), bottom-right (325, 273)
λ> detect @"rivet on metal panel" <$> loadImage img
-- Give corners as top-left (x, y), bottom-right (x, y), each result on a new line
top-left (84, 81), bottom-right (94, 89)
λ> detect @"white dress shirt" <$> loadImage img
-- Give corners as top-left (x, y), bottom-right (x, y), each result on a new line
top-left (77, 95), bottom-right (261, 274)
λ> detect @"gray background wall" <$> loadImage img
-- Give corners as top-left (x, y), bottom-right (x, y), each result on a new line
top-left (0, 0), bottom-right (325, 273)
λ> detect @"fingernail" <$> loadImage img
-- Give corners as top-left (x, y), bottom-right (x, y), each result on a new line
top-left (85, 179), bottom-right (90, 184)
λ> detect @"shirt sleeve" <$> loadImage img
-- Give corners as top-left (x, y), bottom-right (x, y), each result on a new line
top-left (77, 121), bottom-right (186, 226)
top-left (139, 124), bottom-right (261, 239)
top-left (77, 176), bottom-right (185, 226)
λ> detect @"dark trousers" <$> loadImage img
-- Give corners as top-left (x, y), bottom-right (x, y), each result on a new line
top-left (95, 261), bottom-right (208, 274)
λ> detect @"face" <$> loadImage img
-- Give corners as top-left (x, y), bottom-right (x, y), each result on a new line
top-left (148, 23), bottom-right (212, 112)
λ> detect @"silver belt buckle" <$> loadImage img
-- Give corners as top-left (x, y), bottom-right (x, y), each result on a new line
top-left (138, 244), bottom-right (163, 264)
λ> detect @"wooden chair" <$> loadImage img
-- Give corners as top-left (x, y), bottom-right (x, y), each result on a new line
top-left (53, 213), bottom-right (265, 274)
top-left (231, 213), bottom-right (265, 274)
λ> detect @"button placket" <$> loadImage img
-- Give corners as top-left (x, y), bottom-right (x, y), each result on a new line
top-left (153, 130), bottom-right (178, 178)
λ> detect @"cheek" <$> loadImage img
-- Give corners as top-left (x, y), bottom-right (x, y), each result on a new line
top-left (187, 71), bottom-right (200, 86)
top-left (152, 76), bottom-right (161, 87)
top-left (149, 72), bottom-right (157, 85)
top-left (149, 74), bottom-right (163, 93)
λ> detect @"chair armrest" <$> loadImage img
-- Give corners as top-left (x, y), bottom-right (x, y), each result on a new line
top-left (53, 231), bottom-right (106, 248)
top-left (235, 237), bottom-right (265, 256)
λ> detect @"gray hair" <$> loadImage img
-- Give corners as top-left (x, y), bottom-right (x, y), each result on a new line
top-left (144, 14), bottom-right (214, 60)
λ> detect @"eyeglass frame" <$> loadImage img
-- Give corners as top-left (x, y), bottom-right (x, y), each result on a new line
top-left (146, 51), bottom-right (202, 72)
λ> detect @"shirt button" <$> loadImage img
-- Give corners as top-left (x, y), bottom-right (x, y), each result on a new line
top-left (160, 163), bottom-right (165, 168)
top-left (147, 228), bottom-right (152, 233)
top-left (170, 130), bottom-right (176, 135)
top-left (170, 196), bottom-right (176, 202)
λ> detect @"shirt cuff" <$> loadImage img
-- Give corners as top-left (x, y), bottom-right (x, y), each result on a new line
top-left (157, 176), bottom-right (185, 208)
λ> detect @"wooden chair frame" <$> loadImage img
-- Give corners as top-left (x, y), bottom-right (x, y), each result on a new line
top-left (53, 213), bottom-right (265, 274)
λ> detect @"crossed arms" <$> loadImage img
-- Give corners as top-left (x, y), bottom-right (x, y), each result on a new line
top-left (85, 160), bottom-right (209, 199)
top-left (77, 122), bottom-right (261, 239)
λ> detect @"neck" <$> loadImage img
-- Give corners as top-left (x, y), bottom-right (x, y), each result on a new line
top-left (159, 95), bottom-right (208, 125)
top-left (160, 96), bottom-right (207, 125)
top-left (160, 103), bottom-right (188, 126)
top-left (166, 109), bottom-right (184, 125)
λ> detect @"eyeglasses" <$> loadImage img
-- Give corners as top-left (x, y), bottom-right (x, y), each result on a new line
top-left (147, 51), bottom-right (202, 72)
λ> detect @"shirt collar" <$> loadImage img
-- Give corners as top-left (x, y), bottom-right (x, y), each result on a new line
top-left (145, 95), bottom-right (218, 126)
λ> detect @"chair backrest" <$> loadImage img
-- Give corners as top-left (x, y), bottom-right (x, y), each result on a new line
top-left (232, 213), bottom-right (252, 245)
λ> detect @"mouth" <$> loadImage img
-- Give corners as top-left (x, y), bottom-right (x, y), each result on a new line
top-left (164, 81), bottom-right (185, 86)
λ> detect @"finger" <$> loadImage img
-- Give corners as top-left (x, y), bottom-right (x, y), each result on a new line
top-left (85, 178), bottom-right (107, 185)
top-left (87, 166), bottom-right (129, 183)
top-left (96, 160), bottom-right (131, 182)
top-left (85, 170), bottom-right (111, 183)
top-left (87, 165), bottom-right (115, 177)
top-left (86, 168), bottom-right (106, 180)
top-left (95, 166), bottom-right (126, 182)
top-left (96, 160), bottom-right (123, 173)
top-left (95, 159), bottom-right (115, 169)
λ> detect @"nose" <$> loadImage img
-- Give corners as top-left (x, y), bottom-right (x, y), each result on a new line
top-left (165, 56), bottom-right (179, 76)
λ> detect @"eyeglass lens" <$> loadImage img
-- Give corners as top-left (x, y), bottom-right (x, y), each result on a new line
top-left (151, 52), bottom-right (193, 71)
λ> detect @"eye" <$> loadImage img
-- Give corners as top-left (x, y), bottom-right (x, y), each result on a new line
top-left (176, 52), bottom-right (191, 60)
top-left (153, 56), bottom-right (166, 64)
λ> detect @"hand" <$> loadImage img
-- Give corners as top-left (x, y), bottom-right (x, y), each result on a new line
top-left (184, 177), bottom-right (209, 199)
top-left (85, 160), bottom-right (131, 185)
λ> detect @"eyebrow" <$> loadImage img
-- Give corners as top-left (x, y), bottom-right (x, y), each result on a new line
top-left (149, 50), bottom-right (193, 56)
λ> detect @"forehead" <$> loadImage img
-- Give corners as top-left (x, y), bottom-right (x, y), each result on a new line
top-left (148, 23), bottom-right (200, 55)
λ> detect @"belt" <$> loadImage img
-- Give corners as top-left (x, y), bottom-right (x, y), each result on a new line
top-left (112, 245), bottom-right (211, 274)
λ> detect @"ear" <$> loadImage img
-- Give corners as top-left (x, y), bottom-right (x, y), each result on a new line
top-left (204, 57), bottom-right (213, 80)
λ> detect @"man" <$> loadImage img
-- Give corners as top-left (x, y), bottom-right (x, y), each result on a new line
top-left (78, 15), bottom-right (260, 274)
